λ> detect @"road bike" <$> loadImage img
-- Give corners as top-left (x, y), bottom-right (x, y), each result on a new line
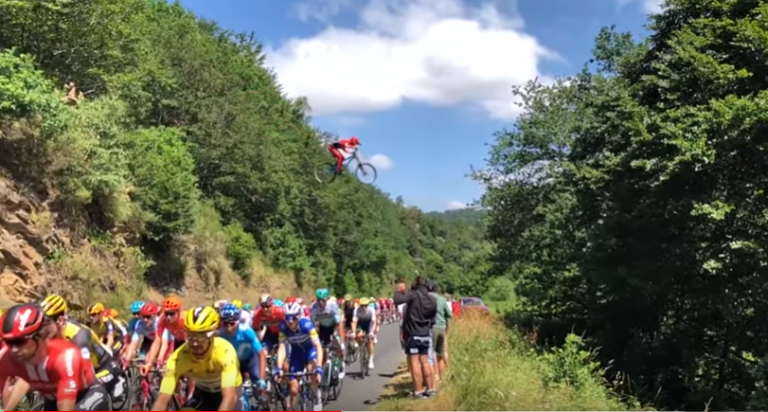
top-left (315, 151), bottom-right (377, 185)
top-left (320, 341), bottom-right (344, 403)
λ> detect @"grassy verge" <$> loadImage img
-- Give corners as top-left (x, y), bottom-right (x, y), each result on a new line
top-left (376, 312), bottom-right (646, 411)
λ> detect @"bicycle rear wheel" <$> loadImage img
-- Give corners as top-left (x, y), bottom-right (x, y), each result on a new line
top-left (314, 164), bottom-right (338, 184)
top-left (354, 163), bottom-right (377, 184)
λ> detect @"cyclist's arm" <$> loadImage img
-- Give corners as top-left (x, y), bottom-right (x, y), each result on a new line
top-left (126, 327), bottom-right (143, 363)
top-left (370, 307), bottom-right (378, 334)
top-left (157, 329), bottom-right (171, 363)
top-left (310, 327), bottom-right (323, 367)
top-left (102, 319), bottom-right (114, 349)
top-left (246, 328), bottom-right (267, 380)
top-left (54, 347), bottom-right (83, 411)
top-left (144, 328), bottom-right (165, 366)
top-left (351, 310), bottom-right (359, 333)
top-left (153, 354), bottom-right (181, 411)
top-left (276, 334), bottom-right (287, 371)
top-left (219, 346), bottom-right (240, 411)
top-left (3, 377), bottom-right (30, 411)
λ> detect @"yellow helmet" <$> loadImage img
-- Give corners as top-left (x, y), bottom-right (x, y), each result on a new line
top-left (41, 295), bottom-right (68, 317)
top-left (344, 293), bottom-right (352, 301)
top-left (360, 297), bottom-right (371, 306)
top-left (87, 303), bottom-right (105, 315)
top-left (184, 306), bottom-right (220, 333)
top-left (231, 299), bottom-right (243, 309)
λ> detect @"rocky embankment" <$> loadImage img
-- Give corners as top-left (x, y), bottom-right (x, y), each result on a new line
top-left (0, 178), bottom-right (69, 305)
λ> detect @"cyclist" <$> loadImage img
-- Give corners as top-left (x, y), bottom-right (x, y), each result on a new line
top-left (128, 300), bottom-right (145, 335)
top-left (241, 302), bottom-right (254, 327)
top-left (125, 302), bottom-right (163, 364)
top-left (151, 306), bottom-right (241, 411)
top-left (87, 302), bottom-right (127, 358)
top-left (38, 294), bottom-right (128, 408)
top-left (253, 294), bottom-right (286, 352)
top-left (310, 288), bottom-right (346, 379)
top-left (219, 303), bottom-right (268, 408)
top-left (342, 295), bottom-right (357, 357)
top-left (327, 136), bottom-right (361, 174)
top-left (0, 304), bottom-right (110, 411)
top-left (351, 297), bottom-right (377, 371)
top-left (276, 302), bottom-right (324, 411)
top-left (142, 296), bottom-right (185, 375)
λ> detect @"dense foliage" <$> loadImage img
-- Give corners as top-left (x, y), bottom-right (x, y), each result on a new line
top-left (0, 0), bottom-right (487, 298)
top-left (478, 0), bottom-right (768, 409)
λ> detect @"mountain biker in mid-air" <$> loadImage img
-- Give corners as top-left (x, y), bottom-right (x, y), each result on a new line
top-left (327, 136), bottom-right (361, 175)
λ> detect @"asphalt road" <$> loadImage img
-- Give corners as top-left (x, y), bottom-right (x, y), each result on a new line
top-left (324, 323), bottom-right (403, 411)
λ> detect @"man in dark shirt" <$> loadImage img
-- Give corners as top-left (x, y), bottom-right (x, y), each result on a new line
top-left (393, 275), bottom-right (437, 398)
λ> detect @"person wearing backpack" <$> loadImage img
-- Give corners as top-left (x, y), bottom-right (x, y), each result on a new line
top-left (393, 275), bottom-right (437, 399)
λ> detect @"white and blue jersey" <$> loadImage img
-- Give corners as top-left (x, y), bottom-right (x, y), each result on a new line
top-left (310, 301), bottom-right (341, 345)
top-left (131, 317), bottom-right (164, 356)
top-left (219, 323), bottom-right (264, 378)
top-left (279, 318), bottom-right (320, 379)
top-left (127, 318), bottom-right (140, 336)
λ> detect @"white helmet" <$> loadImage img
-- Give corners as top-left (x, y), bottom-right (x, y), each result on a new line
top-left (284, 302), bottom-right (302, 317)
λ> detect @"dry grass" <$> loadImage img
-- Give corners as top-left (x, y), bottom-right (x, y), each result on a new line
top-left (376, 312), bottom-right (637, 411)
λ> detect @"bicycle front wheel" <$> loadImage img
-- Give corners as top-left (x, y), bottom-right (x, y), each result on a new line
top-left (354, 163), bottom-right (377, 184)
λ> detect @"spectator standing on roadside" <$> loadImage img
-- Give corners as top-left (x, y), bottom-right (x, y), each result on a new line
top-left (394, 275), bottom-right (437, 399)
top-left (428, 280), bottom-right (452, 382)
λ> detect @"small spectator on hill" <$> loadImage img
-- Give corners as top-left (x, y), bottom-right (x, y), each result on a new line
top-left (394, 275), bottom-right (437, 399)
top-left (428, 280), bottom-right (452, 382)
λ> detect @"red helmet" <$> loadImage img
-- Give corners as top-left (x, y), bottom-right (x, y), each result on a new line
top-left (349, 136), bottom-right (360, 145)
top-left (163, 296), bottom-right (182, 312)
top-left (285, 296), bottom-right (297, 305)
top-left (140, 302), bottom-right (160, 317)
top-left (1, 304), bottom-right (45, 340)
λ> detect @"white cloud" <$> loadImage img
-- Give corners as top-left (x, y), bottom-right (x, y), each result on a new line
top-left (447, 200), bottom-right (467, 210)
top-left (267, 0), bottom-right (556, 120)
top-left (294, 0), bottom-right (357, 23)
top-left (617, 0), bottom-right (664, 14)
top-left (643, 0), bottom-right (663, 13)
top-left (368, 153), bottom-right (393, 170)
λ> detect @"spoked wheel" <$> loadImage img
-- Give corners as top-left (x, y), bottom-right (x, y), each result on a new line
top-left (332, 361), bottom-right (344, 401)
top-left (314, 164), bottom-right (338, 184)
top-left (354, 163), bottom-right (377, 184)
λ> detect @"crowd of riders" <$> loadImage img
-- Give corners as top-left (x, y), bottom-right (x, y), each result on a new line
top-left (0, 291), bottom-right (399, 411)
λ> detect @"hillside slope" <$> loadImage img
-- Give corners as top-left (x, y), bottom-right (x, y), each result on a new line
top-left (0, 0), bottom-right (485, 309)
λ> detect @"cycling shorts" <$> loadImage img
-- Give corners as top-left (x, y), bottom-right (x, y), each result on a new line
top-left (288, 346), bottom-right (318, 380)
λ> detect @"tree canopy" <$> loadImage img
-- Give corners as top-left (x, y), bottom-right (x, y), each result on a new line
top-left (479, 0), bottom-right (768, 409)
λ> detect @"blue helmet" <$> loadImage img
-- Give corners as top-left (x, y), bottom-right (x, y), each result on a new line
top-left (130, 301), bottom-right (145, 314)
top-left (220, 303), bottom-right (241, 322)
top-left (273, 299), bottom-right (284, 307)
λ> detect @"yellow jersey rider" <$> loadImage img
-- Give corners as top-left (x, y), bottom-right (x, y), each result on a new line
top-left (151, 306), bottom-right (241, 411)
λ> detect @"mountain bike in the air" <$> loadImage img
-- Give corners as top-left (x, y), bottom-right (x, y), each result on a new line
top-left (315, 151), bottom-right (377, 185)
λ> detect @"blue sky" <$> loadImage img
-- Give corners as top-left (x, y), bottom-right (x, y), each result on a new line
top-left (177, 0), bottom-right (661, 211)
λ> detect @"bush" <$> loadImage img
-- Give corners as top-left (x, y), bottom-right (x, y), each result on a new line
top-left (122, 127), bottom-right (199, 241)
top-left (224, 221), bottom-right (257, 281)
top-left (0, 49), bottom-right (65, 132)
top-left (377, 312), bottom-right (640, 411)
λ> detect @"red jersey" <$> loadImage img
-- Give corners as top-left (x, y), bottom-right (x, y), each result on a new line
top-left (338, 139), bottom-right (358, 150)
top-left (451, 300), bottom-right (461, 318)
top-left (157, 312), bottom-right (186, 341)
top-left (253, 306), bottom-right (285, 334)
top-left (0, 338), bottom-right (96, 401)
